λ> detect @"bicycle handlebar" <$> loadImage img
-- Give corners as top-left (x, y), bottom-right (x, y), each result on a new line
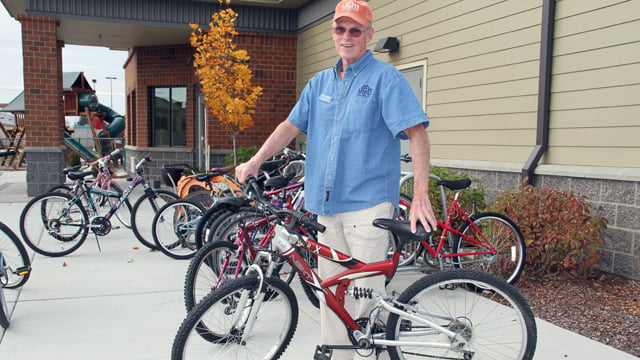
top-left (245, 175), bottom-right (325, 233)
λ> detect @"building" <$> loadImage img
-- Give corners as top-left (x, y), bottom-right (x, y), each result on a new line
top-left (1, 0), bottom-right (638, 279)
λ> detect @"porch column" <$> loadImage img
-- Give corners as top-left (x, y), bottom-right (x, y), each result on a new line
top-left (18, 14), bottom-right (65, 196)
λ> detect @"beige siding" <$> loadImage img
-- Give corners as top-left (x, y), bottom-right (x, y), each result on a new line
top-left (295, 0), bottom-right (640, 169)
top-left (548, 0), bottom-right (640, 167)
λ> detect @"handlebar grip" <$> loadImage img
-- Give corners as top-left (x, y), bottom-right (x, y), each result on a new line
top-left (299, 214), bottom-right (325, 233)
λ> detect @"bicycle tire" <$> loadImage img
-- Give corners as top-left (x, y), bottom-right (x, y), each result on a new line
top-left (204, 207), bottom-right (258, 244)
top-left (104, 182), bottom-right (133, 229)
top-left (184, 190), bottom-right (216, 209)
top-left (20, 192), bottom-right (89, 257)
top-left (47, 184), bottom-right (72, 194)
top-left (0, 222), bottom-right (31, 288)
top-left (152, 199), bottom-right (205, 259)
top-left (0, 285), bottom-right (9, 329)
top-left (183, 241), bottom-right (248, 312)
top-left (385, 269), bottom-right (537, 360)
top-left (194, 205), bottom-right (234, 249)
top-left (453, 212), bottom-right (526, 285)
top-left (131, 189), bottom-right (179, 250)
top-left (172, 274), bottom-right (298, 360)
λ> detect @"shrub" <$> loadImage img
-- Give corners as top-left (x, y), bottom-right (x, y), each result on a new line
top-left (490, 181), bottom-right (607, 278)
top-left (224, 146), bottom-right (258, 167)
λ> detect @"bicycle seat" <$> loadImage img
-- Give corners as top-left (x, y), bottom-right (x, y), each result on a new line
top-left (437, 178), bottom-right (471, 191)
top-left (264, 173), bottom-right (296, 190)
top-left (195, 173), bottom-right (223, 182)
top-left (208, 165), bottom-right (236, 175)
top-left (62, 165), bottom-right (82, 175)
top-left (372, 219), bottom-right (430, 242)
top-left (260, 159), bottom-right (286, 173)
top-left (67, 170), bottom-right (95, 181)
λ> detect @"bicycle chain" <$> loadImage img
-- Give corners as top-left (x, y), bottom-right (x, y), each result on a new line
top-left (400, 351), bottom-right (472, 359)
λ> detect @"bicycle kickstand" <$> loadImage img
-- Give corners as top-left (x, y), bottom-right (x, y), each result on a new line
top-left (93, 233), bottom-right (102, 252)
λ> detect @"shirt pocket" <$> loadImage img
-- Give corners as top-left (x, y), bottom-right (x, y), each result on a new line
top-left (343, 98), bottom-right (380, 134)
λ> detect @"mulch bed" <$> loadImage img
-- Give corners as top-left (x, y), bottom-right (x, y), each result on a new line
top-left (514, 271), bottom-right (640, 357)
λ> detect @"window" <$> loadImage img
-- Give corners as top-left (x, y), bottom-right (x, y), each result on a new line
top-left (150, 86), bottom-right (187, 146)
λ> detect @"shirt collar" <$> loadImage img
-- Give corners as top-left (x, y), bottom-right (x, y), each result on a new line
top-left (333, 50), bottom-right (374, 78)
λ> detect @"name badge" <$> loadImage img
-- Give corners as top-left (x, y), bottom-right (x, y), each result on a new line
top-left (319, 94), bottom-right (332, 103)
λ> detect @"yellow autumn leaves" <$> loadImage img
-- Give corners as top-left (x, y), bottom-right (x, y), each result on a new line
top-left (189, 3), bottom-right (262, 134)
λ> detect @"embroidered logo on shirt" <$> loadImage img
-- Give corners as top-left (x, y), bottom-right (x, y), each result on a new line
top-left (357, 85), bottom-right (372, 97)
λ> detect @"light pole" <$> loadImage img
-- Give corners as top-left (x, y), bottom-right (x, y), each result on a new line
top-left (105, 76), bottom-right (117, 108)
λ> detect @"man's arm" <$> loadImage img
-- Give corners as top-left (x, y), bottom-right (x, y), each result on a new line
top-left (405, 124), bottom-right (437, 233)
top-left (235, 120), bottom-right (301, 183)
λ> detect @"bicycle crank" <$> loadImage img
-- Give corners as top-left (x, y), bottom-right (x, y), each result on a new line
top-left (90, 216), bottom-right (112, 236)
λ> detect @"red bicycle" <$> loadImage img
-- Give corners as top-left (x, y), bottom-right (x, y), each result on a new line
top-left (172, 176), bottom-right (537, 360)
top-left (395, 173), bottom-right (526, 285)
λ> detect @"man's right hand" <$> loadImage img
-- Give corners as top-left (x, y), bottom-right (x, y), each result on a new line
top-left (235, 160), bottom-right (259, 184)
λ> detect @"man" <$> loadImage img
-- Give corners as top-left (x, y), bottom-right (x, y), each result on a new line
top-left (236, 1), bottom-right (436, 358)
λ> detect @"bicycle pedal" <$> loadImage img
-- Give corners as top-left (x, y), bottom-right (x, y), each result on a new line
top-left (313, 345), bottom-right (332, 360)
top-left (15, 266), bottom-right (31, 276)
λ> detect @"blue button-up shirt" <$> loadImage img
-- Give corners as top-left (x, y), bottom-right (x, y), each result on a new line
top-left (287, 51), bottom-right (429, 216)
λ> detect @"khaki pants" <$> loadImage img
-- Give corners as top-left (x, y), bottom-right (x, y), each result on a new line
top-left (317, 202), bottom-right (394, 360)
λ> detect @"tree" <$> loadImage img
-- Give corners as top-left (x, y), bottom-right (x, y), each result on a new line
top-left (189, 0), bottom-right (262, 165)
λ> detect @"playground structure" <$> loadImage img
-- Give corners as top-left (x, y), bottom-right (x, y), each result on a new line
top-left (0, 72), bottom-right (125, 169)
top-left (65, 92), bottom-right (125, 161)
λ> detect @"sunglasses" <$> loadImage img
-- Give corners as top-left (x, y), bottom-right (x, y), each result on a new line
top-left (332, 25), bottom-right (369, 38)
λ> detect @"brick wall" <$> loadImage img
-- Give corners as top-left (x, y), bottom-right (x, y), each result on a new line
top-left (124, 32), bottom-right (297, 152)
top-left (18, 14), bottom-right (64, 147)
top-left (18, 14), bottom-right (66, 195)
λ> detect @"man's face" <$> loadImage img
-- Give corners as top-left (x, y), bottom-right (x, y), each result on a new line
top-left (332, 18), bottom-right (374, 66)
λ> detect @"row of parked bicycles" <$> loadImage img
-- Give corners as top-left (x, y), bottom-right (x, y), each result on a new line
top-left (1, 147), bottom-right (537, 359)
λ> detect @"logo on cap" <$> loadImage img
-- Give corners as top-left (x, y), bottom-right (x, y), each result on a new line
top-left (342, 1), bottom-right (360, 12)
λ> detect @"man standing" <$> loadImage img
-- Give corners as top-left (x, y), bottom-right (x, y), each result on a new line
top-left (236, 1), bottom-right (436, 358)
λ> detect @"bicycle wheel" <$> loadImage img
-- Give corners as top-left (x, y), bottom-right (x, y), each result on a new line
top-left (0, 222), bottom-right (31, 288)
top-left (184, 190), bottom-right (215, 209)
top-left (104, 182), bottom-right (133, 229)
top-left (183, 241), bottom-right (248, 312)
top-left (385, 269), bottom-right (537, 360)
top-left (20, 192), bottom-right (89, 257)
top-left (194, 205), bottom-right (235, 249)
top-left (131, 189), bottom-right (179, 250)
top-left (47, 184), bottom-right (72, 194)
top-left (0, 285), bottom-right (9, 329)
top-left (172, 275), bottom-right (298, 360)
top-left (152, 199), bottom-right (204, 259)
top-left (453, 212), bottom-right (526, 285)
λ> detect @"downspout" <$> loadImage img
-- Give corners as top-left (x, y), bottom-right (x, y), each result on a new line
top-left (522, 0), bottom-right (556, 185)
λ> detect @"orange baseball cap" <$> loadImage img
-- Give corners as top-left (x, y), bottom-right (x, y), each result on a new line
top-left (333, 0), bottom-right (373, 26)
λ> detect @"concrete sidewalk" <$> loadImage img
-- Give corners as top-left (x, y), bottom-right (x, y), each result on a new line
top-left (0, 170), bottom-right (637, 359)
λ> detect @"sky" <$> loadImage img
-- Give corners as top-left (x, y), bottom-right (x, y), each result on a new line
top-left (0, 6), bottom-right (128, 115)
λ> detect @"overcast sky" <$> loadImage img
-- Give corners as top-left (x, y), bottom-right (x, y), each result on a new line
top-left (0, 6), bottom-right (128, 115)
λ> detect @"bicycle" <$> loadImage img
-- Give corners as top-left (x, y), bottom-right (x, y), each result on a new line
top-left (19, 155), bottom-right (172, 256)
top-left (182, 176), bottom-right (318, 313)
top-left (151, 198), bottom-right (206, 259)
top-left (171, 176), bottom-right (537, 359)
top-left (0, 150), bottom-right (32, 329)
top-left (163, 163), bottom-right (243, 208)
top-left (394, 157), bottom-right (526, 285)
top-left (49, 149), bottom-right (133, 228)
